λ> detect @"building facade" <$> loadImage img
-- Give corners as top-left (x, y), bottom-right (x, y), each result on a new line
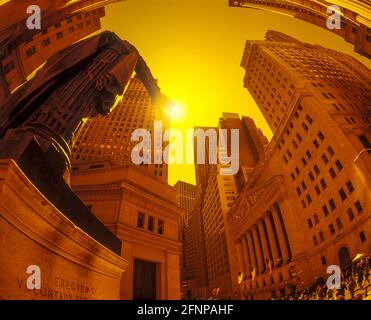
top-left (0, 1), bottom-right (122, 103)
top-left (71, 163), bottom-right (182, 300)
top-left (226, 31), bottom-right (371, 299)
top-left (72, 76), bottom-right (169, 183)
top-left (229, 0), bottom-right (371, 58)
top-left (174, 181), bottom-right (197, 299)
top-left (194, 114), bottom-right (268, 299)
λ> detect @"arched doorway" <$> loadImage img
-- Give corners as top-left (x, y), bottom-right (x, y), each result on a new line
top-left (338, 247), bottom-right (351, 270)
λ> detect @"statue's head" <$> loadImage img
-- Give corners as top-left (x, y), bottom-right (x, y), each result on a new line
top-left (93, 74), bottom-right (123, 115)
top-left (93, 51), bottom-right (138, 115)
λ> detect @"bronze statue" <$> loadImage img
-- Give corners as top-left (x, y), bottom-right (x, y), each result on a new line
top-left (0, 31), bottom-right (166, 179)
top-left (0, 31), bottom-right (167, 252)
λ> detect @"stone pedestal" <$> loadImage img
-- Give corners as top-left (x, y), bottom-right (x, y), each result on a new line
top-left (0, 159), bottom-right (128, 300)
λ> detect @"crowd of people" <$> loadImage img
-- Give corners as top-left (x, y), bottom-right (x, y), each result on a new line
top-left (283, 255), bottom-right (371, 300)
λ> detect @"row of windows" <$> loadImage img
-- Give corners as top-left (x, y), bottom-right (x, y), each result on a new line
top-left (137, 212), bottom-right (164, 235)
top-left (25, 19), bottom-right (99, 57)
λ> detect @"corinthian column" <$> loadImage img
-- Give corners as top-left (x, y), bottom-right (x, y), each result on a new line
top-left (252, 225), bottom-right (265, 274)
top-left (264, 213), bottom-right (280, 267)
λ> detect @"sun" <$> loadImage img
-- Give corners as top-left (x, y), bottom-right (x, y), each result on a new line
top-left (166, 101), bottom-right (186, 122)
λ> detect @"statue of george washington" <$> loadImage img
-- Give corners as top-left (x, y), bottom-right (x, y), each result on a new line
top-left (0, 31), bottom-right (167, 251)
top-left (0, 31), bottom-right (166, 181)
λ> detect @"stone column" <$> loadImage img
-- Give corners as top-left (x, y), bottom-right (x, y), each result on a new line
top-left (271, 205), bottom-right (289, 264)
top-left (252, 225), bottom-right (265, 274)
top-left (241, 235), bottom-right (252, 277)
top-left (264, 213), bottom-right (280, 267)
top-left (246, 230), bottom-right (258, 275)
top-left (258, 220), bottom-right (271, 270)
top-left (236, 240), bottom-right (245, 277)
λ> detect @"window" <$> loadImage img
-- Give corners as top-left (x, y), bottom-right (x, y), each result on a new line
top-left (312, 235), bottom-right (318, 246)
top-left (292, 140), bottom-right (298, 149)
top-left (329, 198), bottom-right (336, 210)
top-left (313, 139), bottom-right (320, 149)
top-left (306, 150), bottom-right (311, 159)
top-left (42, 38), bottom-right (50, 46)
top-left (148, 216), bottom-right (154, 231)
top-left (313, 214), bottom-right (319, 224)
top-left (347, 208), bottom-right (355, 221)
top-left (296, 187), bottom-right (302, 196)
top-left (321, 256), bottom-right (327, 266)
top-left (329, 167), bottom-right (336, 179)
top-left (346, 181), bottom-right (354, 193)
top-left (296, 133), bottom-right (302, 142)
top-left (68, 26), bottom-right (74, 33)
top-left (336, 217), bottom-right (343, 230)
top-left (359, 231), bottom-right (366, 243)
top-left (291, 173), bottom-right (295, 181)
top-left (301, 181), bottom-right (307, 190)
top-left (319, 231), bottom-right (325, 242)
top-left (302, 122), bottom-right (309, 131)
top-left (329, 223), bottom-right (336, 235)
top-left (318, 131), bottom-right (325, 141)
top-left (158, 220), bottom-right (164, 235)
top-left (308, 172), bottom-right (315, 182)
top-left (323, 205), bottom-right (329, 217)
top-left (305, 114), bottom-right (313, 124)
top-left (307, 218), bottom-right (313, 229)
top-left (314, 165), bottom-right (320, 176)
top-left (54, 22), bottom-right (61, 29)
top-left (339, 188), bottom-right (347, 201)
top-left (306, 194), bottom-right (312, 204)
top-left (56, 32), bottom-right (63, 39)
top-left (67, 17), bottom-right (73, 24)
top-left (335, 159), bottom-right (343, 171)
top-left (355, 201), bottom-right (363, 213)
top-left (315, 185), bottom-right (321, 195)
top-left (137, 212), bottom-right (144, 228)
top-left (301, 157), bottom-right (307, 166)
top-left (26, 46), bottom-right (36, 57)
top-left (327, 146), bottom-right (335, 157)
top-left (321, 154), bottom-right (329, 165)
top-left (320, 178), bottom-right (327, 190)
top-left (3, 61), bottom-right (14, 74)
top-left (357, 134), bottom-right (371, 151)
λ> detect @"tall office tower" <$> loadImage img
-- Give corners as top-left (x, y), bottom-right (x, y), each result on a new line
top-left (229, 0), bottom-right (371, 58)
top-left (226, 32), bottom-right (371, 299)
top-left (195, 114), bottom-right (268, 299)
top-left (71, 76), bottom-right (169, 183)
top-left (174, 181), bottom-right (197, 299)
top-left (0, 1), bottom-right (123, 103)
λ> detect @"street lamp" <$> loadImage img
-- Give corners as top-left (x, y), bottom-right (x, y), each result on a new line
top-left (354, 148), bottom-right (371, 163)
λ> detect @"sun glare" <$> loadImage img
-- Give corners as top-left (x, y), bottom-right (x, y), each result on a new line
top-left (166, 101), bottom-right (185, 122)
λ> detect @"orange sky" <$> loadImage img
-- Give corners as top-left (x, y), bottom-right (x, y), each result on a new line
top-left (101, 0), bottom-right (371, 186)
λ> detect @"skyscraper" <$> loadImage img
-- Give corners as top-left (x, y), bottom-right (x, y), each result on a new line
top-left (195, 113), bottom-right (268, 299)
top-left (227, 31), bottom-right (371, 299)
top-left (0, 1), bottom-right (123, 103)
top-left (71, 76), bottom-right (169, 183)
top-left (174, 181), bottom-right (197, 299)
top-left (229, 0), bottom-right (371, 58)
